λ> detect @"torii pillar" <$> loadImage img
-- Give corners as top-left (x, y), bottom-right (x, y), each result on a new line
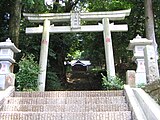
top-left (103, 18), bottom-right (115, 77)
top-left (38, 19), bottom-right (50, 91)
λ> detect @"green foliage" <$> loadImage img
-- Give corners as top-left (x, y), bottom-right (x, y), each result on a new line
top-left (79, 32), bottom-right (105, 66)
top-left (16, 54), bottom-right (40, 91)
top-left (101, 72), bottom-right (124, 90)
top-left (22, 0), bottom-right (48, 13)
top-left (108, 0), bottom-right (131, 10)
top-left (87, 0), bottom-right (131, 12)
top-left (137, 83), bottom-right (146, 88)
top-left (45, 71), bottom-right (63, 91)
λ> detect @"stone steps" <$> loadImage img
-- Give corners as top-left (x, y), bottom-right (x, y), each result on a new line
top-left (13, 90), bottom-right (124, 97)
top-left (0, 90), bottom-right (132, 120)
top-left (4, 96), bottom-right (126, 104)
top-left (0, 111), bottom-right (131, 120)
top-left (2, 104), bottom-right (129, 112)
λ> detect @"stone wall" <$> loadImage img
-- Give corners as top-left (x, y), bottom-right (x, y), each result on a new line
top-left (144, 80), bottom-right (160, 105)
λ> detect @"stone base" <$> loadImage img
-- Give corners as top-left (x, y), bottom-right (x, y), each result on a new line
top-left (0, 73), bottom-right (15, 90)
top-left (135, 72), bottom-right (146, 86)
top-left (144, 80), bottom-right (160, 104)
top-left (0, 74), bottom-right (5, 90)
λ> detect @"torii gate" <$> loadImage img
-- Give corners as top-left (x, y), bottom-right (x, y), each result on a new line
top-left (23, 9), bottom-right (131, 91)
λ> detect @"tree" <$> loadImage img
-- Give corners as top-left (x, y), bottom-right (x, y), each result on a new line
top-left (144, 0), bottom-right (157, 54)
top-left (9, 0), bottom-right (22, 47)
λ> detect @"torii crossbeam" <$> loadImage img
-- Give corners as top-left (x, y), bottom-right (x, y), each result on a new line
top-left (23, 9), bottom-right (131, 91)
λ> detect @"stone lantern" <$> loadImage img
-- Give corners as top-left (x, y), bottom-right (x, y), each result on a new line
top-left (127, 35), bottom-right (152, 85)
top-left (0, 38), bottom-right (21, 90)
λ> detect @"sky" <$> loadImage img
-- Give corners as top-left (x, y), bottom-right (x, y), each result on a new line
top-left (45, 0), bottom-right (54, 5)
top-left (45, 0), bottom-right (65, 6)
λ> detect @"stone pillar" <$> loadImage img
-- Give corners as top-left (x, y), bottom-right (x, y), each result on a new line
top-left (102, 18), bottom-right (115, 78)
top-left (126, 70), bottom-right (136, 87)
top-left (144, 45), bottom-right (159, 83)
top-left (127, 35), bottom-right (152, 86)
top-left (135, 59), bottom-right (147, 85)
top-left (0, 38), bottom-right (21, 90)
top-left (38, 19), bottom-right (50, 91)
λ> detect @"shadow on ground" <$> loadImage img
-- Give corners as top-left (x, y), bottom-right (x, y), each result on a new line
top-left (66, 72), bottom-right (102, 91)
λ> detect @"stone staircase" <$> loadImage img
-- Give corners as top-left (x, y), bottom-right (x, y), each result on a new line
top-left (0, 90), bottom-right (132, 120)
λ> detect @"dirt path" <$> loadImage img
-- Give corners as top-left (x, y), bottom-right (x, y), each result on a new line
top-left (66, 72), bottom-right (102, 90)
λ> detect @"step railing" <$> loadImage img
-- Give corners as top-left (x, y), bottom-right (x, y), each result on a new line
top-left (133, 87), bottom-right (160, 120)
top-left (124, 85), bottom-right (160, 120)
top-left (0, 86), bottom-right (15, 109)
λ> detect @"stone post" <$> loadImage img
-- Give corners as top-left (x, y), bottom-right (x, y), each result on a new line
top-left (144, 45), bottom-right (159, 83)
top-left (127, 35), bottom-right (152, 86)
top-left (0, 38), bottom-right (21, 90)
top-left (126, 70), bottom-right (136, 87)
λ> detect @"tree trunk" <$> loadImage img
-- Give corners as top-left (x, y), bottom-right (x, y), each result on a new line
top-left (64, 0), bottom-right (79, 12)
top-left (144, 0), bottom-right (158, 54)
top-left (9, 0), bottom-right (22, 47)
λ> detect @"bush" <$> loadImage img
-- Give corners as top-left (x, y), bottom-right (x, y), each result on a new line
top-left (101, 72), bottom-right (124, 90)
top-left (16, 54), bottom-right (40, 91)
top-left (45, 71), bottom-right (63, 91)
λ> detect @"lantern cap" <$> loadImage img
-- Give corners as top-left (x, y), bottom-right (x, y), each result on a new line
top-left (127, 35), bottom-right (153, 50)
top-left (0, 38), bottom-right (21, 53)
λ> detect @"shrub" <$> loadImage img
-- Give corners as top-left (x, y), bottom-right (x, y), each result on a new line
top-left (101, 72), bottom-right (124, 90)
top-left (45, 71), bottom-right (63, 91)
top-left (16, 54), bottom-right (40, 91)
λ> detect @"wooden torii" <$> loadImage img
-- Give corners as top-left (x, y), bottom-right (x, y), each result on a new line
top-left (23, 9), bottom-right (131, 91)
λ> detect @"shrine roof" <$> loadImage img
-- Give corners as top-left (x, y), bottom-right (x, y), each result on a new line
top-left (67, 60), bottom-right (91, 66)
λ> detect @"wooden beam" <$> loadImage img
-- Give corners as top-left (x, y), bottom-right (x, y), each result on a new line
top-left (26, 26), bottom-right (43, 34)
top-left (110, 24), bottom-right (128, 32)
top-left (26, 24), bottom-right (128, 34)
